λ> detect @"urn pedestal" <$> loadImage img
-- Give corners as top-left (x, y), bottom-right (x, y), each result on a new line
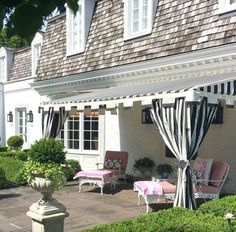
top-left (27, 176), bottom-right (69, 232)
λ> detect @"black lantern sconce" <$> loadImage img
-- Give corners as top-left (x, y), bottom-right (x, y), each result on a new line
top-left (142, 107), bottom-right (153, 124)
top-left (7, 111), bottom-right (13, 122)
top-left (27, 110), bottom-right (34, 123)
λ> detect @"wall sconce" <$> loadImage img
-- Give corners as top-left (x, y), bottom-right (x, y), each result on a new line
top-left (7, 111), bottom-right (13, 122)
top-left (27, 110), bottom-right (33, 123)
top-left (142, 107), bottom-right (153, 124)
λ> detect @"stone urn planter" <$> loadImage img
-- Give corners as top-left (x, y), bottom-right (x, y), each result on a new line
top-left (30, 175), bottom-right (57, 202)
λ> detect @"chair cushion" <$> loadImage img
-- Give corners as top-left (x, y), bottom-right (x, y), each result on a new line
top-left (192, 158), bottom-right (213, 185)
top-left (158, 181), bottom-right (176, 194)
top-left (194, 184), bottom-right (219, 194)
top-left (209, 161), bottom-right (228, 187)
top-left (104, 159), bottom-right (121, 169)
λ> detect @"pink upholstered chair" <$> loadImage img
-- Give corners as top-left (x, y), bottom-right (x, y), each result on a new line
top-left (193, 160), bottom-right (229, 199)
top-left (96, 150), bottom-right (129, 181)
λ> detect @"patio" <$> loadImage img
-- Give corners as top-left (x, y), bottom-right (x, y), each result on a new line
top-left (0, 181), bottom-right (174, 232)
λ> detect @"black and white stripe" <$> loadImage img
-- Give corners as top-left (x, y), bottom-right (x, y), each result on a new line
top-left (151, 97), bottom-right (217, 209)
top-left (41, 107), bottom-right (68, 138)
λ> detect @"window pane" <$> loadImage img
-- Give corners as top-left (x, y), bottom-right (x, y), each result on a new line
top-left (92, 121), bottom-right (98, 130)
top-left (84, 141), bottom-right (90, 150)
top-left (92, 141), bottom-right (98, 150)
top-left (84, 131), bottom-right (90, 140)
top-left (92, 132), bottom-right (98, 140)
top-left (74, 140), bottom-right (80, 149)
top-left (84, 121), bottom-right (90, 130)
top-left (74, 121), bottom-right (79, 130)
top-left (74, 130), bottom-right (79, 139)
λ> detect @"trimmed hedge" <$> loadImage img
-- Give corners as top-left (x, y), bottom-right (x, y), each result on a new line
top-left (198, 195), bottom-right (236, 230)
top-left (0, 147), bottom-right (8, 152)
top-left (0, 157), bottom-right (26, 186)
top-left (0, 167), bottom-right (7, 189)
top-left (0, 151), bottom-right (28, 161)
top-left (84, 207), bottom-right (230, 232)
top-left (7, 136), bottom-right (24, 150)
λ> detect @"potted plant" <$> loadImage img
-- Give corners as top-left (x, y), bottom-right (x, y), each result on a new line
top-left (133, 157), bottom-right (155, 176)
top-left (156, 163), bottom-right (173, 179)
top-left (22, 138), bottom-right (66, 203)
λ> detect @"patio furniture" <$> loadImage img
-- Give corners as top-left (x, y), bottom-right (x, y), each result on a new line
top-left (73, 170), bottom-right (117, 195)
top-left (134, 160), bottom-right (229, 212)
top-left (96, 150), bottom-right (129, 182)
top-left (193, 160), bottom-right (230, 200)
top-left (133, 180), bottom-right (176, 213)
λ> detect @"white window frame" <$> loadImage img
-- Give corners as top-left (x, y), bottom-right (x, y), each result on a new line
top-left (124, 0), bottom-right (156, 40)
top-left (16, 108), bottom-right (28, 144)
top-left (59, 112), bottom-right (104, 155)
top-left (66, 1), bottom-right (85, 56)
top-left (219, 0), bottom-right (236, 14)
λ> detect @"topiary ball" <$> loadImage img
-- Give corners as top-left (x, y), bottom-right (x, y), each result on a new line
top-left (28, 138), bottom-right (66, 164)
top-left (7, 136), bottom-right (24, 150)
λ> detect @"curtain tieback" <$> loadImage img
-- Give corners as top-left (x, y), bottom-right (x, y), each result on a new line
top-left (179, 160), bottom-right (190, 169)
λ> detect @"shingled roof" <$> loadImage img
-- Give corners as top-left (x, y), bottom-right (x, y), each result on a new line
top-left (8, 46), bottom-right (31, 81)
top-left (36, 0), bottom-right (236, 81)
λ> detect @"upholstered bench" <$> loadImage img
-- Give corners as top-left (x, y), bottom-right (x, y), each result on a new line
top-left (133, 180), bottom-right (176, 213)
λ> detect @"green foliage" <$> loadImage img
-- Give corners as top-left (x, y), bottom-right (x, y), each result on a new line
top-left (0, 147), bottom-right (8, 152)
top-left (28, 138), bottom-right (66, 164)
top-left (156, 163), bottom-right (173, 178)
top-left (63, 159), bottom-right (81, 181)
top-left (21, 160), bottom-right (64, 190)
top-left (198, 195), bottom-right (236, 230)
top-left (0, 150), bottom-right (28, 160)
top-left (84, 207), bottom-right (230, 232)
top-left (0, 157), bottom-right (25, 186)
top-left (0, 0), bottom-right (79, 42)
top-left (0, 167), bottom-right (7, 189)
top-left (0, 28), bottom-right (28, 48)
top-left (7, 135), bottom-right (24, 151)
top-left (133, 157), bottom-right (155, 169)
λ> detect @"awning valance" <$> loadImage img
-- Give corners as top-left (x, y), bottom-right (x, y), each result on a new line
top-left (41, 72), bottom-right (236, 111)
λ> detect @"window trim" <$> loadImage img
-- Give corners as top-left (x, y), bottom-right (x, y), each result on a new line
top-left (219, 0), bottom-right (236, 14)
top-left (15, 107), bottom-right (28, 144)
top-left (0, 55), bottom-right (6, 82)
top-left (124, 0), bottom-right (155, 40)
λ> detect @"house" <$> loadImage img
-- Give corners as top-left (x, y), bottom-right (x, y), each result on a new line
top-left (1, 0), bottom-right (236, 193)
top-left (1, 32), bottom-right (44, 148)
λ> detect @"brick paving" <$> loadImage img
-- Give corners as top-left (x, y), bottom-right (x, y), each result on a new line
top-left (0, 181), bottom-right (174, 232)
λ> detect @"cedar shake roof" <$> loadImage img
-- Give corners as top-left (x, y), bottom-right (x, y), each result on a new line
top-left (36, 0), bottom-right (236, 81)
top-left (8, 46), bottom-right (31, 81)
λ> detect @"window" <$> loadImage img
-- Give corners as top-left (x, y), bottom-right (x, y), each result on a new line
top-left (0, 56), bottom-right (5, 82)
top-left (16, 108), bottom-right (27, 143)
top-left (66, 0), bottom-right (96, 56)
top-left (219, 0), bottom-right (236, 14)
top-left (32, 43), bottom-right (41, 76)
top-left (31, 32), bottom-right (43, 76)
top-left (59, 111), bottom-right (100, 152)
top-left (124, 0), bottom-right (158, 40)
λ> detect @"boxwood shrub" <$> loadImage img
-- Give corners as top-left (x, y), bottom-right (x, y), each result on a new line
top-left (84, 207), bottom-right (230, 232)
top-left (0, 151), bottom-right (28, 161)
top-left (7, 135), bottom-right (24, 150)
top-left (0, 157), bottom-right (26, 186)
top-left (63, 159), bottom-right (81, 181)
top-left (198, 195), bottom-right (236, 230)
top-left (0, 147), bottom-right (8, 152)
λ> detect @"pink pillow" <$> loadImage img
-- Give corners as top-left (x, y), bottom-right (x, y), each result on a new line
top-left (192, 158), bottom-right (213, 185)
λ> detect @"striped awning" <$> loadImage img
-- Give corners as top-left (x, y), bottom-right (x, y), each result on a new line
top-left (41, 72), bottom-right (236, 111)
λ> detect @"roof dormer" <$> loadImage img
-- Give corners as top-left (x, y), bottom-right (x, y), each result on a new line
top-left (31, 32), bottom-right (43, 77)
top-left (66, 0), bottom-right (96, 56)
top-left (0, 47), bottom-right (14, 83)
top-left (124, 0), bottom-right (158, 41)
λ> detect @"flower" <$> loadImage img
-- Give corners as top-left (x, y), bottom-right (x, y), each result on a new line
top-left (224, 213), bottom-right (235, 220)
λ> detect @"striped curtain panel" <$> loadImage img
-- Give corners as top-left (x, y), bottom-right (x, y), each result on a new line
top-left (151, 97), bottom-right (217, 209)
top-left (41, 107), bottom-right (68, 138)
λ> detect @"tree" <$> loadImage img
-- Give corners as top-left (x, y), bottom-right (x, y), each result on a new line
top-left (0, 28), bottom-right (28, 48)
top-left (0, 0), bottom-right (79, 42)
